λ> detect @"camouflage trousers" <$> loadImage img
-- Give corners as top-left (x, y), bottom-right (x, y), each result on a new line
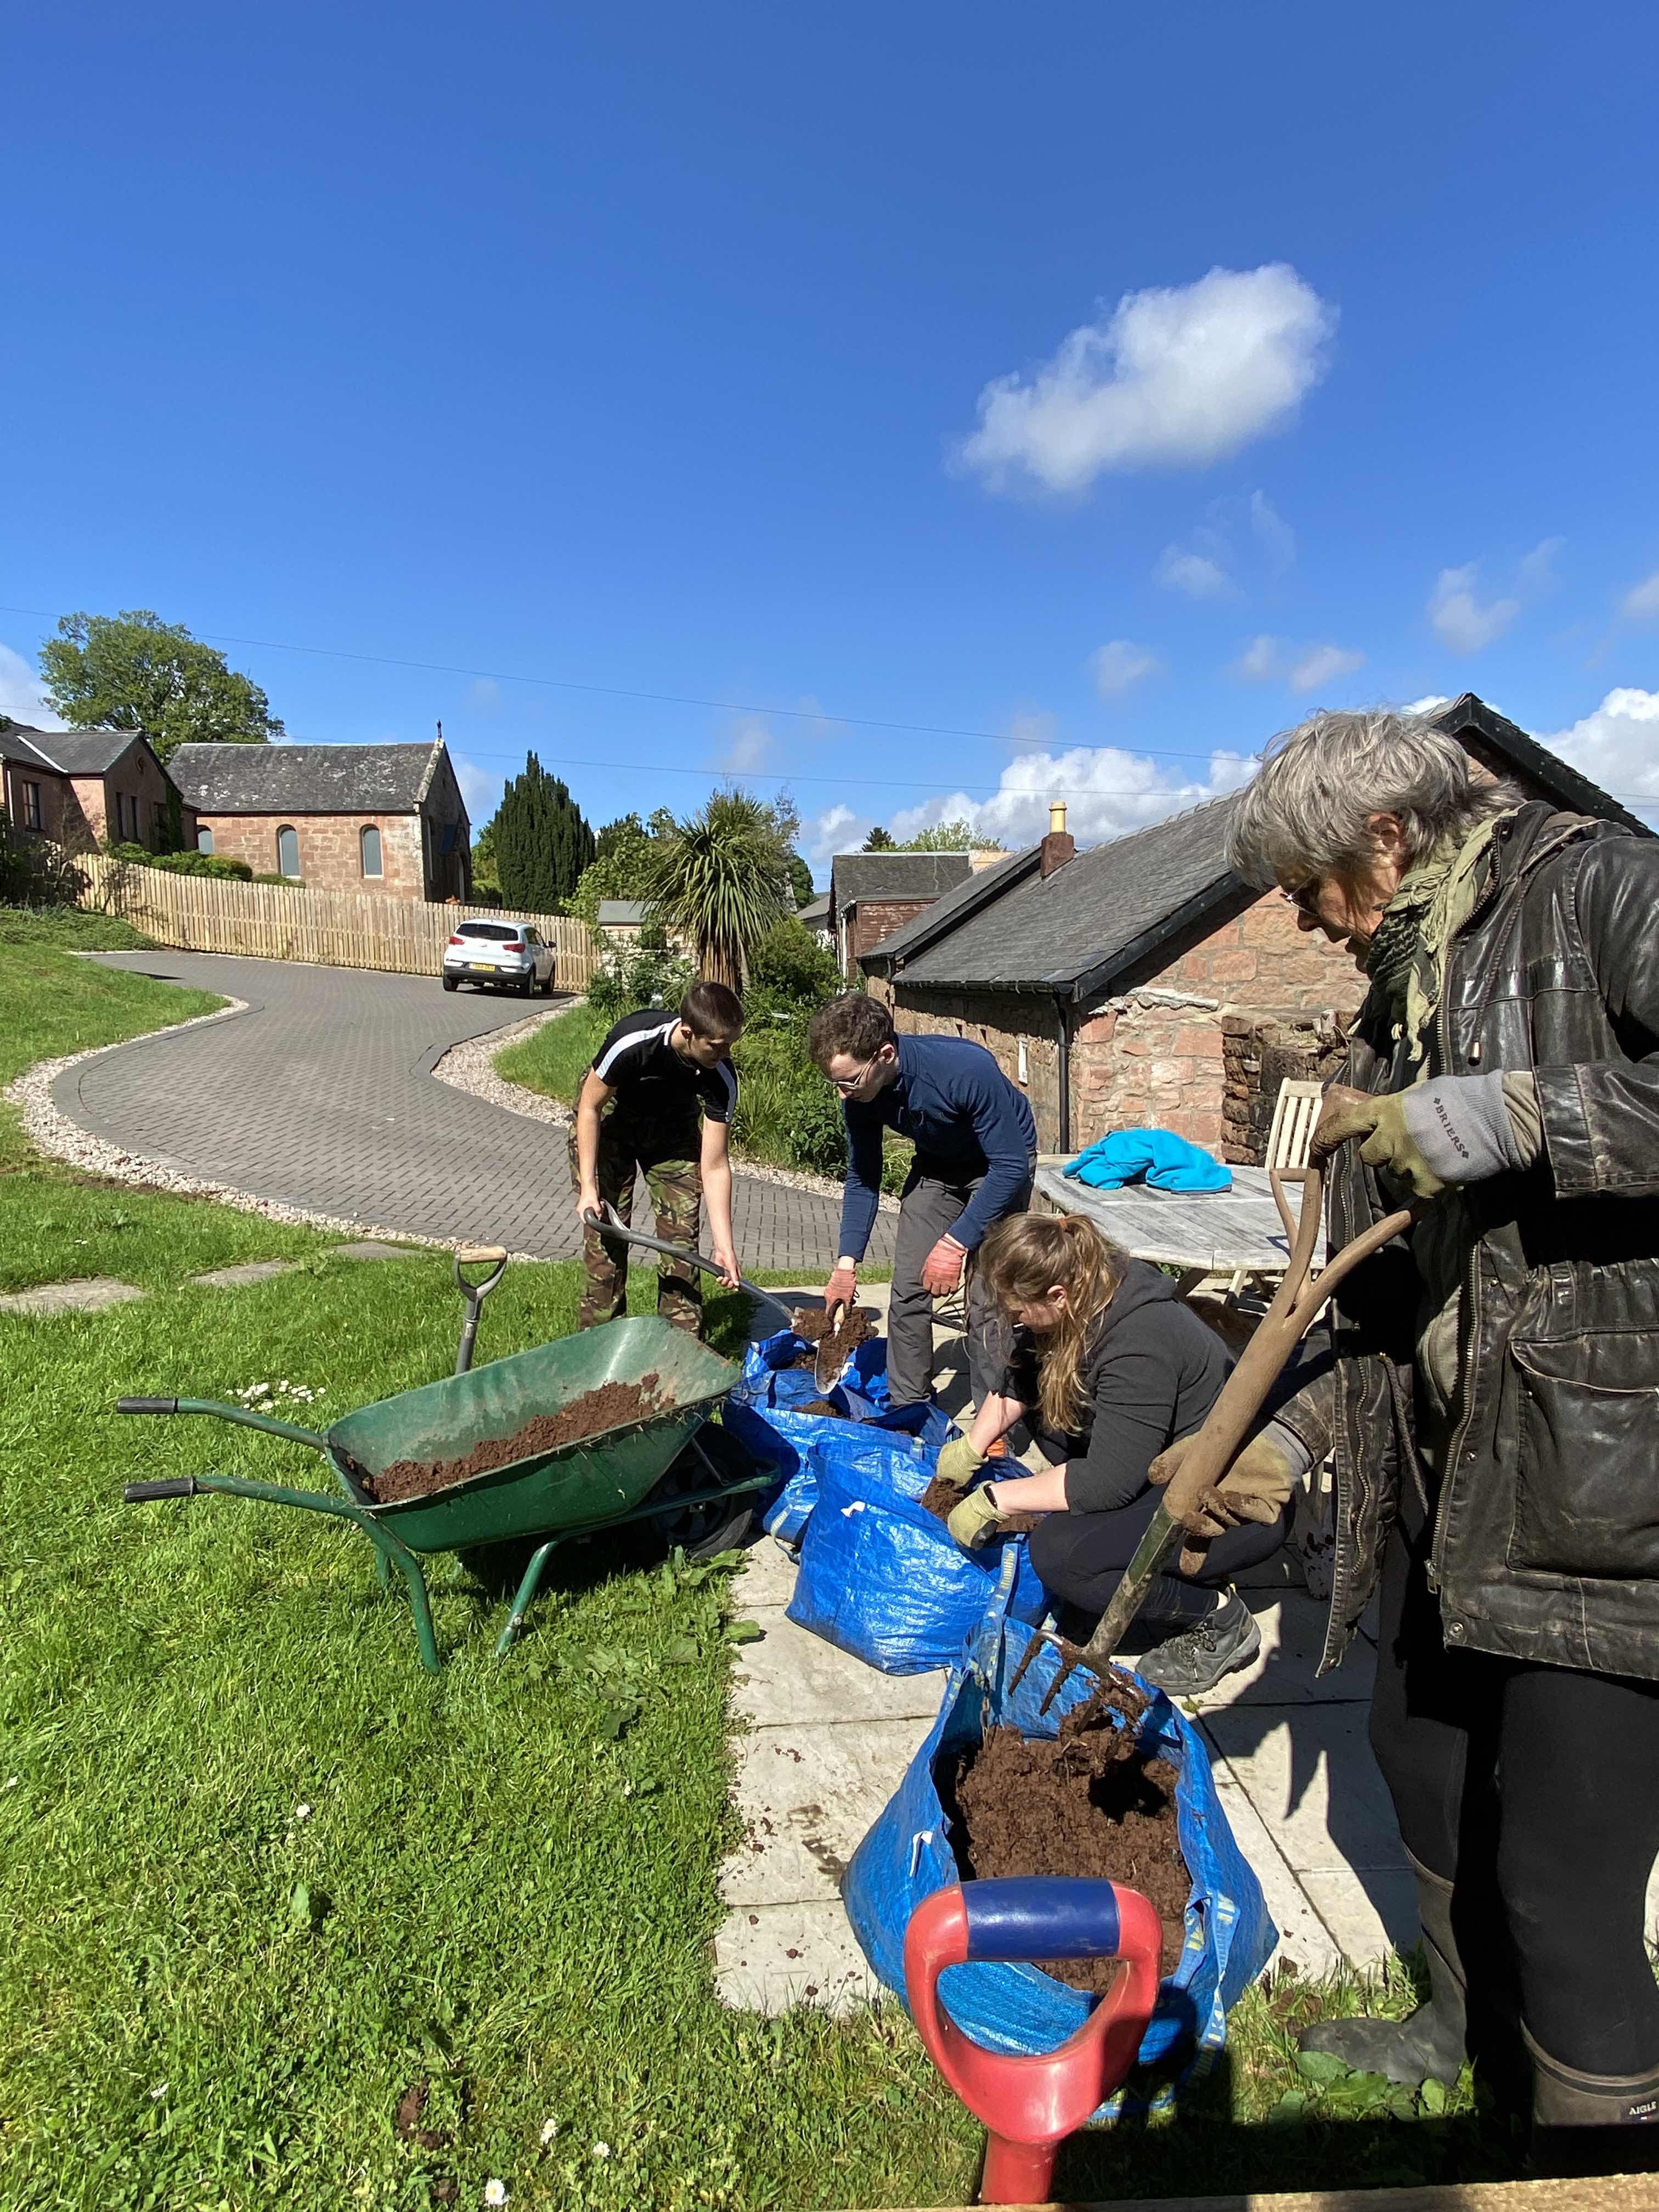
top-left (568, 1119), bottom-right (704, 1335)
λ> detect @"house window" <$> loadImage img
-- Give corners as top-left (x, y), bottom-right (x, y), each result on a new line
top-left (198, 826), bottom-right (215, 855)
top-left (360, 825), bottom-right (383, 878)
top-left (151, 802), bottom-right (166, 847)
top-left (20, 780), bottom-right (43, 831)
top-left (276, 825), bottom-right (301, 878)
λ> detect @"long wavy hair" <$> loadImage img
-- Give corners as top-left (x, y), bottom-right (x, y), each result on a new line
top-left (977, 1212), bottom-right (1126, 1436)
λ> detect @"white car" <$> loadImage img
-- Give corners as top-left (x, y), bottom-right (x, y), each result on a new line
top-left (442, 919), bottom-right (558, 996)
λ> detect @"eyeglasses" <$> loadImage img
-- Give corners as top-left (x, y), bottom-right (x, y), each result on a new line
top-left (1279, 876), bottom-right (1323, 919)
top-left (829, 1051), bottom-right (881, 1094)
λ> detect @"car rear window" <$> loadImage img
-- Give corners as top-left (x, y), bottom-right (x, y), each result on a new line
top-left (456, 923), bottom-right (518, 941)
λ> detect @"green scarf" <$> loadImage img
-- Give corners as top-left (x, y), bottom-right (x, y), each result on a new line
top-left (1359, 812), bottom-right (1514, 1062)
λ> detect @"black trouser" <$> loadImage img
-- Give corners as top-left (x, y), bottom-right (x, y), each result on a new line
top-left (1369, 1506), bottom-right (1659, 2076)
top-left (1026, 1479), bottom-right (1290, 1640)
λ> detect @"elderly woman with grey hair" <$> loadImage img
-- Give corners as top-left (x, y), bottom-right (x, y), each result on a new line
top-left (1150, 707), bottom-right (1659, 2171)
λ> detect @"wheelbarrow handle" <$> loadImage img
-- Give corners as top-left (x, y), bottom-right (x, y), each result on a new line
top-left (124, 1477), bottom-right (198, 1502)
top-left (115, 1395), bottom-right (330, 1452)
top-left (581, 1206), bottom-right (791, 1319)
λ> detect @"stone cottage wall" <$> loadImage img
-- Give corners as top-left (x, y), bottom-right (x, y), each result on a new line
top-left (196, 811), bottom-right (428, 896)
top-left (1220, 1009), bottom-right (1351, 1165)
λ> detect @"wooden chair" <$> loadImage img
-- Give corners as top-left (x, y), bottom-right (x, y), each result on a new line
top-left (1263, 1076), bottom-right (1325, 1175)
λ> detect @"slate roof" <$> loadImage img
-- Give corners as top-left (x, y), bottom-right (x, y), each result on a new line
top-left (860, 693), bottom-right (1648, 1001)
top-left (597, 900), bottom-right (650, 926)
top-left (829, 851), bottom-right (974, 911)
top-left (169, 738), bottom-right (443, 815)
top-left (794, 892), bottom-right (832, 927)
top-left (41, 727), bottom-right (146, 775)
top-left (0, 723), bottom-right (69, 774)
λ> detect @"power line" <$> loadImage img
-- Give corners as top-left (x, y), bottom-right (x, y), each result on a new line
top-left (0, 600), bottom-right (1238, 764)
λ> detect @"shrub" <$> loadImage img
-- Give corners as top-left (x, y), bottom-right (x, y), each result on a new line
top-left (106, 840), bottom-right (251, 882)
top-left (252, 873), bottom-right (306, 887)
top-left (746, 917), bottom-right (839, 1015)
top-left (1, 814), bottom-right (87, 909)
top-left (586, 941), bottom-right (696, 1025)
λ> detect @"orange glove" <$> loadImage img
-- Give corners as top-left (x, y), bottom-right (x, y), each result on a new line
top-left (920, 1235), bottom-right (966, 1297)
top-left (821, 1261), bottom-right (859, 1318)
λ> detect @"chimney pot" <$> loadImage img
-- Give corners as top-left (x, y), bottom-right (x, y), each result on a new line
top-left (1049, 800), bottom-right (1067, 836)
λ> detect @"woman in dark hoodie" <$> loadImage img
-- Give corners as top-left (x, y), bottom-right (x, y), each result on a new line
top-left (939, 1210), bottom-right (1292, 1695)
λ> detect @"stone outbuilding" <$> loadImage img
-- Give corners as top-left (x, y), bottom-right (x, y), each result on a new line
top-left (0, 721), bottom-right (193, 853)
top-left (860, 695), bottom-right (1646, 1161)
top-left (170, 735), bottom-right (471, 900)
top-left (826, 850), bottom-right (1002, 979)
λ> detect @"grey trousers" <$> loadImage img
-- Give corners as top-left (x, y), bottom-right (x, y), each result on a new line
top-left (886, 1158), bottom-right (1034, 1411)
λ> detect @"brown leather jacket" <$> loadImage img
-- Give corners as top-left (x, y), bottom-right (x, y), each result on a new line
top-left (1274, 805), bottom-right (1659, 1679)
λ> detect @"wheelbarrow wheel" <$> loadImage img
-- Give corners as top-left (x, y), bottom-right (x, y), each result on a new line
top-left (648, 1423), bottom-right (757, 1562)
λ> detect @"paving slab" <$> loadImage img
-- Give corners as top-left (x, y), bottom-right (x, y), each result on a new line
top-left (729, 1608), bottom-right (947, 1726)
top-left (1199, 1705), bottom-right (1409, 1877)
top-left (1300, 1867), bottom-right (1422, 1963)
top-left (188, 1260), bottom-right (303, 1289)
top-left (713, 1900), bottom-right (876, 2016)
top-left (0, 1277), bottom-right (147, 1316)
top-left (719, 1714), bottom-right (936, 1906)
top-left (1200, 1751), bottom-right (1346, 1978)
top-left (736, 1537), bottom-right (806, 1610)
top-left (329, 1239), bottom-right (422, 1261)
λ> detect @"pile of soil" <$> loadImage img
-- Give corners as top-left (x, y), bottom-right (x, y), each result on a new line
top-left (789, 1304), bottom-right (874, 1374)
top-left (368, 1374), bottom-right (667, 1503)
top-left (917, 1474), bottom-right (1041, 1536)
top-left (944, 1675), bottom-right (1188, 1990)
top-left (797, 1397), bottom-right (843, 1417)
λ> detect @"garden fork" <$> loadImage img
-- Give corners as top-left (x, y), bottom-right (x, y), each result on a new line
top-left (1009, 1164), bottom-right (1420, 1714)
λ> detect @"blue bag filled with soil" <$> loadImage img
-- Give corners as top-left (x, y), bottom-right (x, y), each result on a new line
top-left (785, 1431), bottom-right (1046, 1674)
top-left (842, 1613), bottom-right (1277, 2117)
top-left (725, 1329), bottom-right (949, 1547)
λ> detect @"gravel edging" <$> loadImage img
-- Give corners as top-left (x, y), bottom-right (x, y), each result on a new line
top-left (5, 1001), bottom-right (543, 1261)
top-left (429, 1005), bottom-right (900, 1211)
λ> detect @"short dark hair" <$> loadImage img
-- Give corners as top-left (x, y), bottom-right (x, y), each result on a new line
top-left (681, 979), bottom-right (744, 1039)
top-left (807, 993), bottom-right (894, 1071)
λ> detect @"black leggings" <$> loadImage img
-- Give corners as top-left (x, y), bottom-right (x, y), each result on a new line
top-left (1369, 1514), bottom-right (1659, 2074)
top-left (1026, 1482), bottom-right (1290, 1638)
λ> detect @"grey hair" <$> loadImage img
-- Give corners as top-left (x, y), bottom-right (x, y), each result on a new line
top-left (1226, 708), bottom-right (1525, 890)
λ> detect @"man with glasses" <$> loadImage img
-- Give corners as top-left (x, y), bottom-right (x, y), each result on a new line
top-left (806, 995), bottom-right (1036, 1414)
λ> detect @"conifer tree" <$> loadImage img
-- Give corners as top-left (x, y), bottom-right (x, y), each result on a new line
top-left (493, 752), bottom-right (595, 912)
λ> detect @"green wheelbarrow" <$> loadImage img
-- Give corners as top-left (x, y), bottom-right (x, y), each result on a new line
top-left (119, 1247), bottom-right (776, 1673)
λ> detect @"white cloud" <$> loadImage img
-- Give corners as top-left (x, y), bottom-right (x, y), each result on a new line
top-left (1518, 536), bottom-right (1564, 591)
top-left (1154, 547), bottom-right (1230, 599)
top-left (1249, 490), bottom-right (1296, 573)
top-left (887, 743), bottom-right (1256, 853)
top-left (711, 715), bottom-right (775, 775)
top-left (803, 803), bottom-right (860, 878)
top-left (1618, 570), bottom-right (1659, 624)
top-left (0, 642), bottom-right (64, 729)
top-left (1429, 563), bottom-right (1520, 653)
top-left (1540, 687), bottom-right (1659, 826)
top-left (1235, 634), bottom-right (1282, 682)
top-left (1091, 640), bottom-right (1161, 699)
top-left (453, 752), bottom-right (505, 829)
top-left (957, 263), bottom-right (1336, 494)
top-left (1288, 643), bottom-right (1365, 694)
top-left (1404, 694), bottom-right (1452, 715)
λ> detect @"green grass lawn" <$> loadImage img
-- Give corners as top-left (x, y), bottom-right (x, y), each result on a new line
top-left (0, 906), bottom-right (156, 954)
top-left (0, 935), bottom-right (1525, 2207)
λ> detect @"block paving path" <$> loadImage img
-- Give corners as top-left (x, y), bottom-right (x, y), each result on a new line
top-left (65, 953), bottom-right (894, 1272)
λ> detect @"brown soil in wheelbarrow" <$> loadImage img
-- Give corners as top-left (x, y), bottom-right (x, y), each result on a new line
top-left (917, 1474), bottom-right (1042, 1534)
top-left (366, 1374), bottom-right (667, 1503)
top-left (789, 1304), bottom-right (875, 1372)
top-left (943, 1676), bottom-right (1188, 1991)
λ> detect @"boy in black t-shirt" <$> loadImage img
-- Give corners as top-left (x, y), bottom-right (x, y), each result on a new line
top-left (568, 979), bottom-right (744, 1335)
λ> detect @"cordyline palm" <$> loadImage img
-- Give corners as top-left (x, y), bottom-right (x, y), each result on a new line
top-left (646, 789), bottom-right (792, 990)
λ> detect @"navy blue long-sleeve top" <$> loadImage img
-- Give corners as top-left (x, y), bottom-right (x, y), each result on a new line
top-left (837, 1034), bottom-right (1037, 1261)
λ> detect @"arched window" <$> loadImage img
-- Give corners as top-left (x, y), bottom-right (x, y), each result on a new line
top-left (360, 825), bottom-right (383, 878)
top-left (276, 825), bottom-right (301, 878)
top-left (197, 826), bottom-right (214, 854)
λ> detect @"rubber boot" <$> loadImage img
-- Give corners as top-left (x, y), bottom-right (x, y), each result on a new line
top-left (1525, 2026), bottom-right (1659, 2177)
top-left (1299, 1850), bottom-right (1467, 2086)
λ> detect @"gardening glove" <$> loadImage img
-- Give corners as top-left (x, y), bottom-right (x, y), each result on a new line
top-left (933, 1436), bottom-right (986, 1493)
top-left (821, 1260), bottom-right (859, 1319)
top-left (1311, 1085), bottom-right (1445, 1199)
top-left (1148, 1430), bottom-right (1297, 1573)
top-left (919, 1234), bottom-right (967, 1297)
top-left (946, 1482), bottom-right (1008, 1551)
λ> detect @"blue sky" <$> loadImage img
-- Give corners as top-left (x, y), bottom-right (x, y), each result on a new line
top-left (4, 1), bottom-right (1656, 881)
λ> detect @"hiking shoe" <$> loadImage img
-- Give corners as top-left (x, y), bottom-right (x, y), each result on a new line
top-left (1136, 1592), bottom-right (1260, 1696)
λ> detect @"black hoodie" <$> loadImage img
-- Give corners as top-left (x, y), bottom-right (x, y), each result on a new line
top-left (997, 1257), bottom-right (1230, 1513)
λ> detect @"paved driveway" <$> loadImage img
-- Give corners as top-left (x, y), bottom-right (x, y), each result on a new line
top-left (64, 952), bottom-right (893, 1272)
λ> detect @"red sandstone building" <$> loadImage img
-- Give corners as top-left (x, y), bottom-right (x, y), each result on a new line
top-left (859, 696), bottom-right (1647, 1162)
top-left (826, 850), bottom-right (1002, 979)
top-left (0, 722), bottom-right (191, 852)
top-left (169, 736), bottom-right (471, 900)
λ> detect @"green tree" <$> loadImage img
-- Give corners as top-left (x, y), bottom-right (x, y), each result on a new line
top-left (568, 811), bottom-right (660, 925)
top-left (898, 819), bottom-right (1003, 853)
top-left (39, 611), bottom-right (283, 761)
top-left (785, 851), bottom-right (815, 908)
top-left (492, 752), bottom-right (596, 913)
top-left (645, 788), bottom-right (793, 991)
top-left (470, 819), bottom-right (503, 904)
top-left (861, 825), bottom-right (896, 851)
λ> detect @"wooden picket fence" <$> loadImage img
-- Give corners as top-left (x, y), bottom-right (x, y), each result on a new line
top-left (72, 851), bottom-right (603, 989)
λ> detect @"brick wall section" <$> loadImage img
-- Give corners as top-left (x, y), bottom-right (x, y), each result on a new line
top-left (1221, 1010), bottom-right (1351, 1165)
top-left (842, 898), bottom-right (935, 975)
top-left (88, 742), bottom-right (179, 850)
top-left (880, 887), bottom-right (1368, 1152)
top-left (3, 761), bottom-right (73, 842)
top-left (196, 811), bottom-right (429, 895)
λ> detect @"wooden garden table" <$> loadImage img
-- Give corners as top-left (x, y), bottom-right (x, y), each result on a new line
top-left (1031, 1156), bottom-right (1326, 1294)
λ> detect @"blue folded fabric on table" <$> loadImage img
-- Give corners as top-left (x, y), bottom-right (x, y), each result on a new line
top-left (1063, 1128), bottom-right (1232, 1193)
top-left (842, 1612), bottom-right (1277, 2119)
